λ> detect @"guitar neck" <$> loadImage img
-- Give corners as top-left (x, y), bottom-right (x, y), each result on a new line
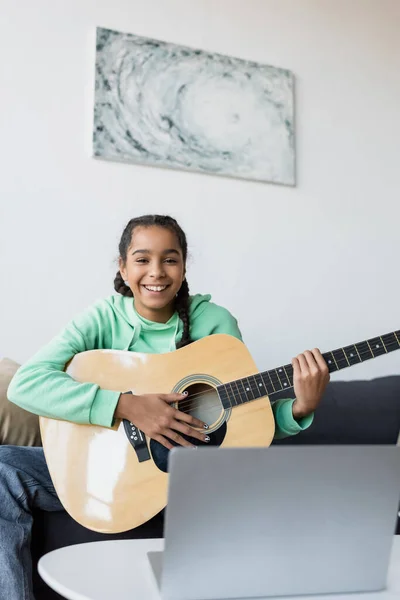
top-left (217, 329), bottom-right (400, 409)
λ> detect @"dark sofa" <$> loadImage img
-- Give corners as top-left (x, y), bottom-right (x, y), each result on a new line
top-left (32, 376), bottom-right (400, 599)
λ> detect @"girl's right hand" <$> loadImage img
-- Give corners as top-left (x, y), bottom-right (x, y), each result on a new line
top-left (114, 392), bottom-right (210, 450)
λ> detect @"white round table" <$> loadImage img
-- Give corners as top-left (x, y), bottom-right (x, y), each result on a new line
top-left (39, 537), bottom-right (400, 600)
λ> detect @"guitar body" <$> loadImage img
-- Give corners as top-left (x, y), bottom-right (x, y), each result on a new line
top-left (40, 334), bottom-right (274, 533)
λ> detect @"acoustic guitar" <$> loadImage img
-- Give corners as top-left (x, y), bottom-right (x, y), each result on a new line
top-left (40, 329), bottom-right (400, 533)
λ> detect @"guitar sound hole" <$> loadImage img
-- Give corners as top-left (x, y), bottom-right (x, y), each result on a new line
top-left (151, 382), bottom-right (226, 473)
top-left (178, 382), bottom-right (224, 427)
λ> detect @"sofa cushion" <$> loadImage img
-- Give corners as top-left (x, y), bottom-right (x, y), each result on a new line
top-left (272, 375), bottom-right (400, 445)
top-left (0, 358), bottom-right (41, 446)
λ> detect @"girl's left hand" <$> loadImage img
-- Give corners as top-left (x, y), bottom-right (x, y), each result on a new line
top-left (291, 349), bottom-right (330, 419)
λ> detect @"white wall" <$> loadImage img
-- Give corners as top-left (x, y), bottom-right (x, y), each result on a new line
top-left (1, 0), bottom-right (400, 381)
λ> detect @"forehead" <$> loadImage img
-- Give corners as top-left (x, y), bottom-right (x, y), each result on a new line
top-left (129, 226), bottom-right (181, 251)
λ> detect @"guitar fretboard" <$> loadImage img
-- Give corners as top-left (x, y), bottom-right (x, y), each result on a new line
top-left (217, 330), bottom-right (400, 410)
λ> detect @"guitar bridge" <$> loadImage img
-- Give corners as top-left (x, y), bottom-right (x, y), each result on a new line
top-left (121, 391), bottom-right (150, 462)
top-left (123, 419), bottom-right (151, 462)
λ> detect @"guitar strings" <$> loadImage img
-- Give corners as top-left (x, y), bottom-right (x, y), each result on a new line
top-left (177, 338), bottom-right (400, 409)
top-left (171, 339), bottom-right (400, 415)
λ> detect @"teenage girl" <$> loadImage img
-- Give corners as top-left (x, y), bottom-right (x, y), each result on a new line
top-left (2, 215), bottom-right (329, 599)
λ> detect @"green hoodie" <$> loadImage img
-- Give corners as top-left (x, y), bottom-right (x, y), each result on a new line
top-left (8, 294), bottom-right (313, 439)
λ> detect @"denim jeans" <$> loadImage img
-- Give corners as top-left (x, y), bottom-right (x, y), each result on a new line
top-left (0, 445), bottom-right (63, 600)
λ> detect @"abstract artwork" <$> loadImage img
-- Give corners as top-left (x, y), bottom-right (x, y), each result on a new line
top-left (93, 27), bottom-right (295, 185)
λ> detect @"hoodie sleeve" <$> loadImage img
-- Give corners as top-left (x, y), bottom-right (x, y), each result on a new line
top-left (271, 398), bottom-right (314, 439)
top-left (207, 306), bottom-right (314, 439)
top-left (7, 302), bottom-right (120, 428)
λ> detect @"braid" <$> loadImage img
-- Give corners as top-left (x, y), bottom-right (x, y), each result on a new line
top-left (114, 270), bottom-right (133, 297)
top-left (175, 279), bottom-right (192, 349)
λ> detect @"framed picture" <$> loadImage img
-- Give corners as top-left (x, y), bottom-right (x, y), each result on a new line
top-left (93, 27), bottom-right (295, 185)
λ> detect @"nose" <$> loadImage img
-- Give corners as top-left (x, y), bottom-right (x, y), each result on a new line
top-left (149, 261), bottom-right (166, 279)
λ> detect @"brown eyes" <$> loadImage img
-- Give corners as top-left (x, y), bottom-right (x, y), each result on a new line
top-left (135, 258), bottom-right (178, 264)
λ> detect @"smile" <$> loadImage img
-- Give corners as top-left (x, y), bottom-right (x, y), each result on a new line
top-left (142, 285), bottom-right (168, 292)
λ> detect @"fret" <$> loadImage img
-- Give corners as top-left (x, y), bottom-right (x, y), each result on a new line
top-left (342, 345), bottom-right (362, 366)
top-left (227, 382), bottom-right (239, 406)
top-left (366, 340), bottom-right (375, 358)
top-left (239, 378), bottom-right (255, 403)
top-left (332, 348), bottom-right (348, 369)
top-left (238, 379), bottom-right (248, 402)
top-left (333, 347), bottom-right (349, 367)
top-left (283, 365), bottom-right (294, 387)
top-left (267, 369), bottom-right (282, 391)
top-left (340, 348), bottom-right (350, 367)
top-left (329, 348), bottom-right (346, 368)
top-left (382, 332), bottom-right (400, 352)
top-left (254, 373), bottom-right (269, 396)
top-left (244, 376), bottom-right (256, 400)
top-left (260, 371), bottom-right (275, 394)
top-left (225, 384), bottom-right (235, 408)
top-left (217, 385), bottom-right (231, 410)
top-left (395, 331), bottom-right (400, 346)
top-left (368, 337), bottom-right (387, 358)
top-left (355, 341), bottom-right (373, 361)
top-left (323, 351), bottom-right (339, 372)
top-left (233, 379), bottom-right (247, 404)
top-left (354, 344), bottom-right (362, 362)
top-left (248, 374), bottom-right (264, 399)
top-left (244, 377), bottom-right (256, 401)
top-left (273, 369), bottom-right (286, 390)
top-left (262, 371), bottom-right (279, 394)
top-left (274, 368), bottom-right (284, 389)
top-left (276, 365), bottom-right (291, 390)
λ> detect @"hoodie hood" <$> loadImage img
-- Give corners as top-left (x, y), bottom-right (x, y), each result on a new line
top-left (188, 293), bottom-right (212, 318)
top-left (110, 293), bottom-right (213, 352)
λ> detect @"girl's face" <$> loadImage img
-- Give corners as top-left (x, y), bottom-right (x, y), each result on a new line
top-left (119, 225), bottom-right (186, 322)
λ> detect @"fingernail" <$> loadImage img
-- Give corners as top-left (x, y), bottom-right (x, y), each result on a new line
top-left (204, 435), bottom-right (210, 442)
top-left (192, 446), bottom-right (198, 449)
top-left (203, 424), bottom-right (209, 429)
top-left (182, 391), bottom-right (188, 396)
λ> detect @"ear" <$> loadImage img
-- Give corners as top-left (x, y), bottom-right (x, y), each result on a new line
top-left (119, 257), bottom-right (127, 282)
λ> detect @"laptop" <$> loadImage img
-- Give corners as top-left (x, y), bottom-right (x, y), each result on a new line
top-left (148, 445), bottom-right (400, 600)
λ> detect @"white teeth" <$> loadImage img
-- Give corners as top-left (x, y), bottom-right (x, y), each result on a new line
top-left (144, 285), bottom-right (167, 292)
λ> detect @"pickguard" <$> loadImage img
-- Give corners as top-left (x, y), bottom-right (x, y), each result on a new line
top-left (150, 422), bottom-right (227, 473)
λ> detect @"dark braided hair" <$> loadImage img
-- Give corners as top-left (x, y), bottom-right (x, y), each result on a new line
top-left (114, 215), bottom-right (192, 349)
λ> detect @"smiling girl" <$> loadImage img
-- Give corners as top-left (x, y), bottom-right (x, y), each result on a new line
top-left (2, 215), bottom-right (329, 599)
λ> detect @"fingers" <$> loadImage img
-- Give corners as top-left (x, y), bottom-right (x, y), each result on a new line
top-left (294, 352), bottom-right (309, 374)
top-left (291, 355), bottom-right (300, 376)
top-left (153, 403), bottom-right (209, 447)
top-left (303, 349), bottom-right (329, 380)
top-left (293, 349), bottom-right (329, 378)
top-left (164, 429), bottom-right (198, 448)
top-left (132, 392), bottom-right (211, 449)
top-left (154, 426), bottom-right (209, 450)
top-left (312, 348), bottom-right (330, 377)
top-left (161, 392), bottom-right (188, 403)
top-left (162, 407), bottom-right (209, 443)
top-left (291, 348), bottom-right (329, 414)
top-left (152, 423), bottom-right (197, 449)
top-left (175, 407), bottom-right (207, 430)
top-left (161, 393), bottom-right (208, 430)
top-left (172, 420), bottom-right (210, 444)
top-left (153, 435), bottom-right (175, 451)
